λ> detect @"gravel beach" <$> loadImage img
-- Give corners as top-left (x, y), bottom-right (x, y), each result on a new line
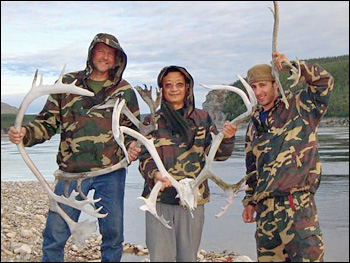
top-left (1, 181), bottom-right (254, 262)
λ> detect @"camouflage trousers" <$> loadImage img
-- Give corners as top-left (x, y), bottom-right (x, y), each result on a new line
top-left (255, 192), bottom-right (324, 262)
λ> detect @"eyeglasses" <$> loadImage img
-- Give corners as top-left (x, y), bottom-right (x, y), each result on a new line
top-left (163, 82), bottom-right (185, 89)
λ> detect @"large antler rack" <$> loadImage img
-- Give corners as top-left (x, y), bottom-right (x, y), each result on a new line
top-left (56, 85), bottom-right (162, 203)
top-left (113, 75), bottom-right (258, 227)
top-left (112, 98), bottom-right (196, 229)
top-left (14, 66), bottom-right (108, 247)
top-left (186, 74), bottom-right (258, 218)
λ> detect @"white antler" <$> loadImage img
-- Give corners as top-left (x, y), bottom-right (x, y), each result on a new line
top-left (14, 66), bottom-right (109, 247)
top-left (269, 1), bottom-right (300, 109)
top-left (137, 181), bottom-right (171, 229)
top-left (183, 76), bottom-right (257, 217)
top-left (87, 84), bottom-right (160, 137)
top-left (112, 99), bottom-right (195, 229)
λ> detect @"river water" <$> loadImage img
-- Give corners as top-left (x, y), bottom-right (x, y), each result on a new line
top-left (1, 126), bottom-right (349, 262)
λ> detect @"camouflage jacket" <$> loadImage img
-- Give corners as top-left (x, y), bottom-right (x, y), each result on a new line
top-left (242, 60), bottom-right (334, 207)
top-left (23, 33), bottom-right (140, 173)
top-left (138, 66), bottom-right (235, 205)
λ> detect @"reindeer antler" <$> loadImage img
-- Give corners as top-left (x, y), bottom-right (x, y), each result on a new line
top-left (183, 75), bottom-right (257, 217)
top-left (14, 66), bottom-right (111, 247)
top-left (269, 1), bottom-right (300, 109)
top-left (112, 99), bottom-right (196, 229)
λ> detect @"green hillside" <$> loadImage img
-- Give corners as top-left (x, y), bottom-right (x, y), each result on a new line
top-left (222, 55), bottom-right (349, 119)
top-left (1, 114), bottom-right (37, 131)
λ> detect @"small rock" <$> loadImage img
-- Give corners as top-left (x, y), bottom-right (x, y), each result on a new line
top-left (35, 214), bottom-right (46, 224)
top-left (6, 232), bottom-right (17, 238)
top-left (20, 229), bottom-right (33, 238)
top-left (14, 244), bottom-right (31, 254)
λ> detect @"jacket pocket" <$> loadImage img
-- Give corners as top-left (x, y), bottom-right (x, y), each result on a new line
top-left (292, 194), bottom-right (322, 239)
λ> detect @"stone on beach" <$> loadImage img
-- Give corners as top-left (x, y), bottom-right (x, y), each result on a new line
top-left (1, 180), bottom-right (254, 262)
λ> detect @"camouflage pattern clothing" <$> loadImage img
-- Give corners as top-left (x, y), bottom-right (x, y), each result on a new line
top-left (243, 60), bottom-right (334, 262)
top-left (139, 66), bottom-right (235, 205)
top-left (255, 192), bottom-right (324, 261)
top-left (22, 33), bottom-right (140, 173)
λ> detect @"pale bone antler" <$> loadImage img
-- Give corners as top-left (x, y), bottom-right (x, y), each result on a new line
top-left (138, 181), bottom-right (171, 229)
top-left (180, 75), bottom-right (257, 218)
top-left (14, 66), bottom-right (109, 247)
top-left (87, 84), bottom-right (161, 136)
top-left (269, 1), bottom-right (301, 109)
top-left (56, 84), bottom-right (161, 201)
top-left (112, 99), bottom-right (195, 229)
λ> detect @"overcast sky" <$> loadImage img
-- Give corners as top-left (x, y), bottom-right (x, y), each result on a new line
top-left (1, 1), bottom-right (349, 114)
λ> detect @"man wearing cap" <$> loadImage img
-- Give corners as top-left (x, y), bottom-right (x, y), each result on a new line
top-left (241, 51), bottom-right (334, 262)
top-left (9, 33), bottom-right (141, 262)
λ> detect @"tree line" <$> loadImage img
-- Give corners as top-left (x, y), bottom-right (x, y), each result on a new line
top-left (222, 55), bottom-right (349, 120)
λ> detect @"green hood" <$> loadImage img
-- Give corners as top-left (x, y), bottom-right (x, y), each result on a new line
top-left (85, 33), bottom-right (127, 85)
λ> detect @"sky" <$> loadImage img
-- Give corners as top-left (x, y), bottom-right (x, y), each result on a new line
top-left (1, 1), bottom-right (349, 114)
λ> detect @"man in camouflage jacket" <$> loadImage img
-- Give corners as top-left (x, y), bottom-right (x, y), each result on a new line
top-left (8, 33), bottom-right (141, 262)
top-left (138, 65), bottom-right (237, 261)
top-left (242, 51), bottom-right (334, 262)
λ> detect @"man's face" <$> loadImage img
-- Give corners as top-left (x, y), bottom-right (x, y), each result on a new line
top-left (91, 42), bottom-right (116, 74)
top-left (162, 72), bottom-right (187, 110)
top-left (251, 81), bottom-right (279, 111)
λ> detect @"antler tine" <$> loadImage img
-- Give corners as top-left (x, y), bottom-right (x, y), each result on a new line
top-left (59, 64), bottom-right (67, 81)
top-left (112, 98), bottom-right (131, 164)
top-left (211, 173), bottom-right (251, 218)
top-left (50, 202), bottom-right (97, 248)
top-left (236, 75), bottom-right (258, 107)
top-left (134, 84), bottom-right (161, 115)
top-left (32, 69), bottom-right (39, 87)
top-left (39, 74), bottom-right (44, 86)
top-left (116, 122), bottom-right (195, 226)
top-left (185, 83), bottom-right (256, 217)
top-left (286, 57), bottom-right (301, 88)
top-left (14, 67), bottom-right (103, 246)
top-left (118, 124), bottom-right (192, 211)
top-left (137, 181), bottom-right (172, 229)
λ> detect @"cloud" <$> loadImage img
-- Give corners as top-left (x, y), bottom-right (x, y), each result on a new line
top-left (1, 1), bottom-right (349, 113)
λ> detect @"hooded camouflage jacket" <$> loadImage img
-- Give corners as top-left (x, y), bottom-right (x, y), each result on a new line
top-left (23, 33), bottom-right (140, 173)
top-left (242, 60), bottom-right (334, 207)
top-left (138, 66), bottom-right (235, 205)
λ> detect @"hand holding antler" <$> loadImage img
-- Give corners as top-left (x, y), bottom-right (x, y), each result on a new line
top-left (183, 74), bottom-right (257, 217)
top-left (269, 1), bottom-right (300, 109)
top-left (13, 66), bottom-right (111, 247)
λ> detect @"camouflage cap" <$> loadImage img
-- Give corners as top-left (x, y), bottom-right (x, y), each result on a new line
top-left (247, 64), bottom-right (275, 85)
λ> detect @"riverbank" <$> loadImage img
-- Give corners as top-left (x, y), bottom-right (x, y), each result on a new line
top-left (1, 181), bottom-right (254, 262)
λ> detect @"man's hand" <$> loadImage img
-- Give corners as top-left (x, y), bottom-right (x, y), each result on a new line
top-left (242, 204), bottom-right (256, 223)
top-left (127, 141), bottom-right (142, 162)
top-left (272, 51), bottom-right (290, 71)
top-left (221, 121), bottom-right (237, 139)
top-left (8, 126), bottom-right (26, 144)
top-left (154, 171), bottom-right (172, 191)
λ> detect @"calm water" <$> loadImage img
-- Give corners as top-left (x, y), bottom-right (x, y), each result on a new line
top-left (1, 127), bottom-right (349, 262)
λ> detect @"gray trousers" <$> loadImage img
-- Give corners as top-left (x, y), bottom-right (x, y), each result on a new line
top-left (145, 202), bottom-right (205, 262)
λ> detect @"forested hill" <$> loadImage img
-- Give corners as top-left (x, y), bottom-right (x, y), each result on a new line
top-left (221, 55), bottom-right (349, 119)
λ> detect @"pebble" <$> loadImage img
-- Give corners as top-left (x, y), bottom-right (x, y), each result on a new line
top-left (1, 181), bottom-right (255, 262)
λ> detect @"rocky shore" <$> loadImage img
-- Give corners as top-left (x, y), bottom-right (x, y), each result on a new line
top-left (1, 181), bottom-right (254, 262)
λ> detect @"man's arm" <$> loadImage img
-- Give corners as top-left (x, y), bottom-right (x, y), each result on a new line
top-left (242, 124), bottom-right (257, 208)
